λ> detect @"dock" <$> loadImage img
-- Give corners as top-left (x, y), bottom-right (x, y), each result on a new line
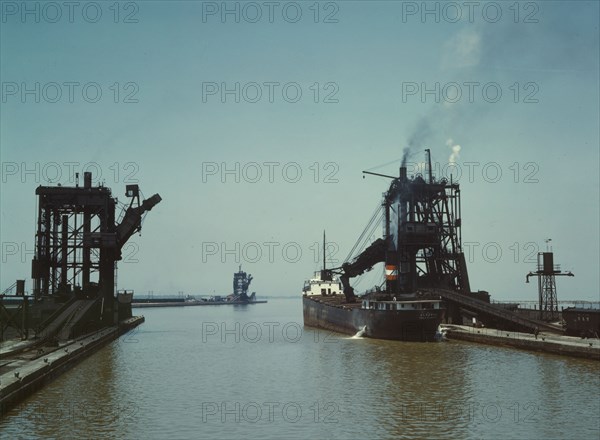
top-left (0, 316), bottom-right (145, 415)
top-left (0, 171), bottom-right (159, 415)
top-left (132, 300), bottom-right (267, 308)
top-left (444, 324), bottom-right (600, 361)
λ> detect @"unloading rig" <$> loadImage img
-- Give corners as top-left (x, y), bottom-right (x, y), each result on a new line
top-left (330, 151), bottom-right (562, 334)
top-left (335, 150), bottom-right (470, 305)
top-left (4, 171), bottom-right (162, 340)
top-left (232, 265), bottom-right (256, 302)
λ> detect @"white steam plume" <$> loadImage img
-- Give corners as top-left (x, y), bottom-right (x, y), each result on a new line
top-left (446, 139), bottom-right (461, 164)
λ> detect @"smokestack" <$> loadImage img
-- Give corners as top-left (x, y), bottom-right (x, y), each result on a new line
top-left (84, 172), bottom-right (92, 189)
top-left (399, 166), bottom-right (407, 181)
top-left (16, 280), bottom-right (25, 296)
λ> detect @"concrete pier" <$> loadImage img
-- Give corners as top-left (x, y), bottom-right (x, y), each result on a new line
top-left (132, 300), bottom-right (267, 308)
top-left (444, 324), bottom-right (600, 360)
top-left (0, 316), bottom-right (145, 415)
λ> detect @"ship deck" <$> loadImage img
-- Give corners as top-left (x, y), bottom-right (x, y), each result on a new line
top-left (304, 295), bottom-right (362, 309)
top-left (304, 294), bottom-right (442, 309)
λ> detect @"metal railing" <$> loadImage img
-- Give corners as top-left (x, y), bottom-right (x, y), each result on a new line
top-left (432, 289), bottom-right (563, 334)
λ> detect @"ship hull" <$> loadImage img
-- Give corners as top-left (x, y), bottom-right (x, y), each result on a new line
top-left (303, 296), bottom-right (444, 342)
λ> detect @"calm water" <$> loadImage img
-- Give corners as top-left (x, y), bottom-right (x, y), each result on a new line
top-left (2, 298), bottom-right (599, 439)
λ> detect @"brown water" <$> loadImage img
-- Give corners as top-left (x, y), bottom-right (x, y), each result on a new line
top-left (2, 298), bottom-right (599, 439)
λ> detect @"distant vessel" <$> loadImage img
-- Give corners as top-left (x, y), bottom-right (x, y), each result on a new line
top-left (230, 265), bottom-right (258, 302)
top-left (303, 151), bottom-right (472, 342)
top-left (133, 266), bottom-right (266, 307)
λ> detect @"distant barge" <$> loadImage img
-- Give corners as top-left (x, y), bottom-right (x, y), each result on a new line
top-left (132, 298), bottom-right (267, 308)
top-left (133, 266), bottom-right (267, 308)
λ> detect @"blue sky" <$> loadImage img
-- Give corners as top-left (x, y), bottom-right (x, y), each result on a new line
top-left (1, 1), bottom-right (598, 301)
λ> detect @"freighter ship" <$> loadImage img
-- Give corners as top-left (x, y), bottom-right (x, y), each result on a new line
top-left (303, 151), bottom-right (472, 342)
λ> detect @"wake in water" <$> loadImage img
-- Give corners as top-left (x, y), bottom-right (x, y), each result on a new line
top-left (435, 325), bottom-right (449, 342)
top-left (351, 326), bottom-right (367, 339)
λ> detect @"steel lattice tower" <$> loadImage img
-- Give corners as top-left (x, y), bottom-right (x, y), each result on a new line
top-left (526, 247), bottom-right (574, 321)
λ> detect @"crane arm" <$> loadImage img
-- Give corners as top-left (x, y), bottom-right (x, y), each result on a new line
top-left (116, 194), bottom-right (162, 250)
top-left (336, 238), bottom-right (387, 303)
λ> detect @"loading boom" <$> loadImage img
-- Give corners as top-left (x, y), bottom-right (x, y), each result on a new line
top-left (335, 238), bottom-right (386, 303)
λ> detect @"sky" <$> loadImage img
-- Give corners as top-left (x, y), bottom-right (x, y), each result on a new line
top-left (1, 1), bottom-right (598, 302)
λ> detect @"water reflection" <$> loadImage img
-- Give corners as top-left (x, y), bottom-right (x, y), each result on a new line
top-left (2, 344), bottom-right (128, 439)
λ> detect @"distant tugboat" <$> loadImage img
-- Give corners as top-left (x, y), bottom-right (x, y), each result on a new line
top-left (303, 151), bottom-right (471, 342)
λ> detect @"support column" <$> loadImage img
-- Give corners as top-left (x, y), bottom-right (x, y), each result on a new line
top-left (61, 215), bottom-right (68, 290)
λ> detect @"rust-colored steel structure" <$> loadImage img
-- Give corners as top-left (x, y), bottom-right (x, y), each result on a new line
top-left (31, 172), bottom-right (161, 325)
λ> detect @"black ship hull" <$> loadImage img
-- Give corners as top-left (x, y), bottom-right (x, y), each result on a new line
top-left (303, 296), bottom-right (444, 342)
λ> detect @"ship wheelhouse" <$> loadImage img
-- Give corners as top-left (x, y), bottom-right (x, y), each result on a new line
top-left (302, 271), bottom-right (342, 297)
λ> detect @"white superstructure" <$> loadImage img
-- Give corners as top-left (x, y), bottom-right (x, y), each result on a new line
top-left (302, 271), bottom-right (342, 297)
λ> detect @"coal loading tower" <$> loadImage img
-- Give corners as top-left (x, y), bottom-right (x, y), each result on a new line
top-left (31, 172), bottom-right (161, 326)
top-left (337, 150), bottom-right (470, 303)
